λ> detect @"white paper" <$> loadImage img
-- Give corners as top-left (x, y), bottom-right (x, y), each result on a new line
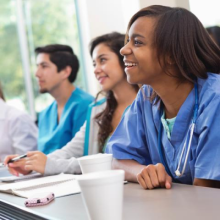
top-left (0, 174), bottom-right (81, 198)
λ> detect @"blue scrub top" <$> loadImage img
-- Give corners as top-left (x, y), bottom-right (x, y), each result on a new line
top-left (38, 87), bottom-right (94, 154)
top-left (106, 73), bottom-right (220, 184)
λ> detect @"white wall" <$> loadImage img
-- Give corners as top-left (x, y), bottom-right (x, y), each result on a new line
top-left (77, 0), bottom-right (190, 95)
top-left (189, 0), bottom-right (220, 27)
top-left (139, 0), bottom-right (189, 8)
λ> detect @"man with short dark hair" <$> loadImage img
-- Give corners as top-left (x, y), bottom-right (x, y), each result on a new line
top-left (35, 44), bottom-right (93, 154)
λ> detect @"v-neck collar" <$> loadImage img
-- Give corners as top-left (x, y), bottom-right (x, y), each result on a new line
top-left (171, 87), bottom-right (195, 146)
top-left (50, 87), bottom-right (78, 127)
top-left (152, 87), bottom-right (195, 162)
top-left (52, 88), bottom-right (77, 127)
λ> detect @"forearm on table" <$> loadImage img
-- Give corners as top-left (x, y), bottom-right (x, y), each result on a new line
top-left (44, 157), bottom-right (81, 176)
top-left (112, 159), bottom-right (146, 182)
top-left (193, 178), bottom-right (220, 188)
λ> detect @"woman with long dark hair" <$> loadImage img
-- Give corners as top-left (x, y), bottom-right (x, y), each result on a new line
top-left (5, 32), bottom-right (139, 176)
top-left (107, 5), bottom-right (220, 189)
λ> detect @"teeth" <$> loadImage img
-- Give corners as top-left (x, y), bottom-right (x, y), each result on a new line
top-left (98, 76), bottom-right (107, 80)
top-left (125, 62), bottom-right (137, 67)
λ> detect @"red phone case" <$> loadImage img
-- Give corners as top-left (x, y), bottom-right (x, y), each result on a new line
top-left (24, 192), bottom-right (55, 207)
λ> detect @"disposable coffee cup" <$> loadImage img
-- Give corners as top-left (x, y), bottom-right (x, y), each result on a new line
top-left (77, 154), bottom-right (112, 174)
top-left (77, 170), bottom-right (125, 220)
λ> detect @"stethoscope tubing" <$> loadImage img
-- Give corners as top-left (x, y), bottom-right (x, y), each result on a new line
top-left (158, 82), bottom-right (199, 178)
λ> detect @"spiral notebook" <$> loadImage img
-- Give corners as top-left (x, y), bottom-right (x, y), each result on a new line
top-left (0, 174), bottom-right (81, 198)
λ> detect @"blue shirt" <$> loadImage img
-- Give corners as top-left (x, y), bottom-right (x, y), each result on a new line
top-left (38, 87), bottom-right (94, 154)
top-left (106, 73), bottom-right (220, 184)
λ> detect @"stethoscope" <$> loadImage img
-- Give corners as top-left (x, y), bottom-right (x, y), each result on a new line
top-left (158, 82), bottom-right (199, 177)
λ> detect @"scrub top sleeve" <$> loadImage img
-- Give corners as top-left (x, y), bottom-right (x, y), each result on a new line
top-left (194, 96), bottom-right (220, 181)
top-left (106, 91), bottom-right (150, 165)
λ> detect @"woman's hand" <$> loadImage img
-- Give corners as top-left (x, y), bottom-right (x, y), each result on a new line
top-left (137, 163), bottom-right (172, 189)
top-left (4, 154), bottom-right (30, 176)
top-left (4, 151), bottom-right (47, 176)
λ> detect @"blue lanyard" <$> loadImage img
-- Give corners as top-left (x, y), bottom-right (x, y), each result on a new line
top-left (157, 83), bottom-right (198, 178)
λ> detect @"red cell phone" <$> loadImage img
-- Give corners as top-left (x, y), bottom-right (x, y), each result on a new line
top-left (24, 192), bottom-right (55, 207)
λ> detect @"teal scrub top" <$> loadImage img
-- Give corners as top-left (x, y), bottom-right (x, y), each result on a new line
top-left (38, 87), bottom-right (94, 154)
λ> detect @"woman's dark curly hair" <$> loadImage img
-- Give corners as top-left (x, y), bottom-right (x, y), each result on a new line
top-left (90, 32), bottom-right (139, 152)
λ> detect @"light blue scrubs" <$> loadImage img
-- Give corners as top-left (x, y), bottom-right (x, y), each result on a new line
top-left (106, 73), bottom-right (220, 184)
top-left (38, 87), bottom-right (94, 154)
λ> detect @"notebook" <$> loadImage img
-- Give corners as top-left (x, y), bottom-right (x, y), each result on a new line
top-left (0, 174), bottom-right (81, 198)
top-left (0, 172), bottom-right (42, 183)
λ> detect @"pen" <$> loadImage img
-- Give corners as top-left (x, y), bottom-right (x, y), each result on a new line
top-left (8, 154), bottom-right (27, 163)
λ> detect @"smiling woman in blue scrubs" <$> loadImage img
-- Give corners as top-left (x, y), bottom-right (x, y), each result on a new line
top-left (106, 5), bottom-right (220, 189)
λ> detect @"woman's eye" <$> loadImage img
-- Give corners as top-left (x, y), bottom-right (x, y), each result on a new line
top-left (134, 40), bottom-right (142, 45)
top-left (100, 58), bottom-right (106, 63)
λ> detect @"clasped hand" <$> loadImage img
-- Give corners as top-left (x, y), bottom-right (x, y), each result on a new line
top-left (137, 163), bottom-right (172, 189)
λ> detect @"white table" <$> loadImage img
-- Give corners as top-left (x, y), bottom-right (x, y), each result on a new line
top-left (0, 182), bottom-right (220, 220)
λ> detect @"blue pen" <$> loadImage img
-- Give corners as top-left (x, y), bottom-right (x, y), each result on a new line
top-left (8, 154), bottom-right (27, 163)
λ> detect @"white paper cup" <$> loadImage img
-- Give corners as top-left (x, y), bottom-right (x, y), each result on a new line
top-left (77, 170), bottom-right (125, 220)
top-left (77, 154), bottom-right (112, 174)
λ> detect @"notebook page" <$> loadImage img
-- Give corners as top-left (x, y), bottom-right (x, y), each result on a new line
top-left (13, 179), bottom-right (80, 198)
top-left (0, 174), bottom-right (80, 198)
top-left (0, 172), bottom-right (42, 183)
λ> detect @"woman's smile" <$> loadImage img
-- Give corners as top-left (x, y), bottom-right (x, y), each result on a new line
top-left (97, 75), bottom-right (108, 84)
